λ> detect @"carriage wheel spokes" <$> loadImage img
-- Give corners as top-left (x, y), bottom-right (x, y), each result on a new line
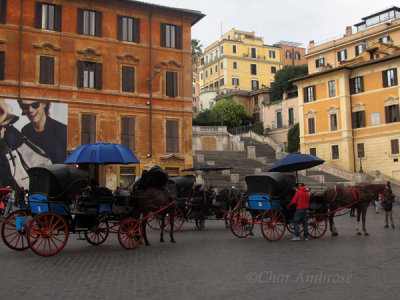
top-left (230, 207), bottom-right (254, 238)
top-left (164, 207), bottom-right (185, 232)
top-left (147, 215), bottom-right (162, 230)
top-left (286, 221), bottom-right (304, 234)
top-left (260, 209), bottom-right (286, 242)
top-left (27, 212), bottom-right (69, 256)
top-left (118, 218), bottom-right (142, 250)
top-left (308, 213), bottom-right (327, 238)
top-left (84, 219), bottom-right (109, 246)
top-left (1, 210), bottom-right (30, 251)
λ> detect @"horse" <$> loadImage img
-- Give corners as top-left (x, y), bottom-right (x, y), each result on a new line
top-left (217, 187), bottom-right (244, 227)
top-left (132, 178), bottom-right (178, 246)
top-left (323, 183), bottom-right (391, 236)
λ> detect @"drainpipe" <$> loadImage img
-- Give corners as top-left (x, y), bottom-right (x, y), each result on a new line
top-left (18, 0), bottom-right (24, 102)
top-left (148, 12), bottom-right (153, 158)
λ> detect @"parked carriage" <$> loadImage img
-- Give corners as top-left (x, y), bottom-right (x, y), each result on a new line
top-left (1, 164), bottom-right (168, 256)
top-left (229, 172), bottom-right (327, 241)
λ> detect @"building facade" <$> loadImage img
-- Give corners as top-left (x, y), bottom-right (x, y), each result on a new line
top-left (192, 57), bottom-right (200, 115)
top-left (198, 28), bottom-right (281, 111)
top-left (273, 41), bottom-right (307, 67)
top-left (305, 6), bottom-right (400, 74)
top-left (0, 0), bottom-right (203, 188)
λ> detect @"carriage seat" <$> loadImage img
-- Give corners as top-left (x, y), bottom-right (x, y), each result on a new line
top-left (170, 175), bottom-right (196, 199)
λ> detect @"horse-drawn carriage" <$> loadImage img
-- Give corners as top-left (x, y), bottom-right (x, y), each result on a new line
top-left (1, 164), bottom-right (173, 256)
top-left (229, 172), bottom-right (327, 241)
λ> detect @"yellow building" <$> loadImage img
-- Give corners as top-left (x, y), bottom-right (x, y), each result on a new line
top-left (306, 6), bottom-right (400, 74)
top-left (198, 28), bottom-right (281, 110)
top-left (293, 45), bottom-right (400, 180)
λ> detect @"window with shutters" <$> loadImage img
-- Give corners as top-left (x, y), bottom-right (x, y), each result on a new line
top-left (337, 49), bottom-right (347, 61)
top-left (288, 108), bottom-right (294, 125)
top-left (166, 120), bottom-right (178, 153)
top-left (276, 111), bottom-right (282, 128)
top-left (232, 45), bottom-right (236, 53)
top-left (81, 114), bottom-right (96, 144)
top-left (382, 68), bottom-right (398, 87)
top-left (121, 117), bottom-right (135, 152)
top-left (328, 80), bottom-right (336, 97)
top-left (271, 66), bottom-right (276, 74)
top-left (357, 143), bottom-right (365, 158)
top-left (220, 78), bottom-right (224, 86)
top-left (251, 48), bottom-right (256, 58)
top-left (330, 114), bottom-right (338, 131)
top-left (350, 76), bottom-right (364, 94)
top-left (0, 51), bottom-right (4, 80)
top-left (385, 104), bottom-right (400, 123)
top-left (379, 35), bottom-right (390, 43)
top-left (250, 64), bottom-right (257, 75)
top-left (77, 9), bottom-right (102, 37)
top-left (117, 16), bottom-right (140, 43)
top-left (295, 52), bottom-right (300, 60)
top-left (35, 2), bottom-right (62, 31)
top-left (251, 79), bottom-right (258, 91)
top-left (315, 57), bottom-right (325, 68)
top-left (352, 111), bottom-right (366, 128)
top-left (0, 0), bottom-right (6, 24)
top-left (269, 50), bottom-right (275, 58)
top-left (332, 145), bottom-right (339, 160)
top-left (166, 71), bottom-right (178, 97)
top-left (355, 44), bottom-right (364, 56)
top-left (309, 148), bottom-right (316, 156)
top-left (233, 61), bottom-right (237, 69)
top-left (122, 66), bottom-right (135, 93)
top-left (308, 117), bottom-right (315, 134)
top-left (77, 61), bottom-right (102, 89)
top-left (391, 139), bottom-right (399, 154)
top-left (39, 56), bottom-right (54, 85)
top-left (286, 51), bottom-right (291, 59)
top-left (160, 23), bottom-right (181, 49)
top-left (232, 77), bottom-right (239, 86)
top-left (304, 86), bottom-right (315, 103)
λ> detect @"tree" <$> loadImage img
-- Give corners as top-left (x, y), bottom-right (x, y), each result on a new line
top-left (193, 109), bottom-right (217, 126)
top-left (191, 39), bottom-right (202, 64)
top-left (211, 98), bottom-right (247, 127)
top-left (270, 65), bottom-right (308, 101)
top-left (287, 123), bottom-right (300, 153)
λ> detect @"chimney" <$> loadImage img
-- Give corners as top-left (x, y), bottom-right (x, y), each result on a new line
top-left (345, 26), bottom-right (352, 36)
top-left (309, 40), bottom-right (314, 48)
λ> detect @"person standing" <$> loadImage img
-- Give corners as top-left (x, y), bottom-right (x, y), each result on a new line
top-left (381, 182), bottom-right (395, 228)
top-left (288, 183), bottom-right (310, 241)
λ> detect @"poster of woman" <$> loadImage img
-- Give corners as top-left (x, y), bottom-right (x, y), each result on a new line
top-left (0, 98), bottom-right (68, 188)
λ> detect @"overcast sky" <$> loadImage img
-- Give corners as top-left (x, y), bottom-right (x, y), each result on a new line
top-left (145, 0), bottom-right (397, 50)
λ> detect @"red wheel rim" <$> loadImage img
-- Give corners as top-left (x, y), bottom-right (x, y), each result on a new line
top-left (147, 215), bottom-right (162, 230)
top-left (118, 218), bottom-right (142, 250)
top-left (1, 210), bottom-right (30, 251)
top-left (164, 208), bottom-right (185, 232)
top-left (308, 214), bottom-right (327, 238)
top-left (27, 212), bottom-right (69, 256)
top-left (230, 208), bottom-right (254, 238)
top-left (261, 209), bottom-right (286, 242)
top-left (84, 220), bottom-right (109, 245)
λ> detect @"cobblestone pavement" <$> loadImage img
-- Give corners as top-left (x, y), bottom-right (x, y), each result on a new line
top-left (0, 205), bottom-right (399, 300)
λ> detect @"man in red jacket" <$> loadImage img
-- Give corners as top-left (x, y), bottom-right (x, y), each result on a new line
top-left (288, 183), bottom-right (310, 241)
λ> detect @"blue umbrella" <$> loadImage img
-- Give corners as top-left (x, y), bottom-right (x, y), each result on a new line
top-left (65, 142), bottom-right (139, 164)
top-left (268, 152), bottom-right (324, 173)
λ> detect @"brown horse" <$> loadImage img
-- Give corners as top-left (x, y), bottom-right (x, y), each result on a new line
top-left (323, 183), bottom-right (391, 236)
top-left (133, 180), bottom-right (178, 246)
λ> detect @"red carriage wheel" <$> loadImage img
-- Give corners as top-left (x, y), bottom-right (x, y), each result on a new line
top-left (308, 213), bottom-right (327, 238)
top-left (229, 207), bottom-right (254, 238)
top-left (164, 208), bottom-right (185, 232)
top-left (286, 221), bottom-right (304, 234)
top-left (118, 218), bottom-right (142, 250)
top-left (1, 210), bottom-right (30, 251)
top-left (84, 219), bottom-right (109, 245)
top-left (147, 215), bottom-right (162, 230)
top-left (260, 208), bottom-right (286, 242)
top-left (195, 216), bottom-right (205, 230)
top-left (27, 212), bottom-right (69, 256)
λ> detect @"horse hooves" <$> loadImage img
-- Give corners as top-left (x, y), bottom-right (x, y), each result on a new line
top-left (357, 232), bottom-right (362, 236)
top-left (332, 232), bottom-right (338, 236)
top-left (364, 232), bottom-right (370, 236)
top-left (160, 238), bottom-right (165, 243)
top-left (145, 241), bottom-right (150, 246)
top-left (249, 231), bottom-right (254, 237)
top-left (170, 239), bottom-right (176, 243)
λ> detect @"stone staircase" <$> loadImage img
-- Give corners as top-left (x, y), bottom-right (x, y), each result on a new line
top-left (194, 137), bottom-right (353, 192)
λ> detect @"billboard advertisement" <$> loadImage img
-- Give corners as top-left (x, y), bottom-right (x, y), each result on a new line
top-left (0, 99), bottom-right (68, 189)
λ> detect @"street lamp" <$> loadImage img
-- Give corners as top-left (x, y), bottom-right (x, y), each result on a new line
top-left (358, 149), bottom-right (363, 174)
top-left (148, 65), bottom-right (160, 88)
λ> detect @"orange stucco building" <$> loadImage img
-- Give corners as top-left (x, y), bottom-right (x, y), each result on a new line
top-left (0, 0), bottom-right (204, 189)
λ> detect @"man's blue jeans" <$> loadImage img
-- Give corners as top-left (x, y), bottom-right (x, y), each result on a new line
top-left (293, 209), bottom-right (308, 238)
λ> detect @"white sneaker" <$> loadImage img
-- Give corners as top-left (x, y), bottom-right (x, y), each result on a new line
top-left (291, 236), bottom-right (301, 241)
top-left (304, 237), bottom-right (309, 241)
